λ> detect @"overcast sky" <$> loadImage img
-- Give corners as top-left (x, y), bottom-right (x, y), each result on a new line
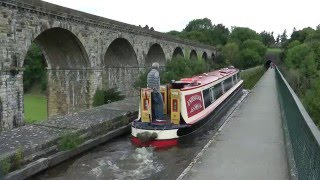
top-left (44, 0), bottom-right (320, 37)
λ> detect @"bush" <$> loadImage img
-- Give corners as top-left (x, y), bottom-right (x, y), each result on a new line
top-left (58, 133), bottom-right (84, 151)
top-left (0, 158), bottom-right (10, 175)
top-left (92, 89), bottom-right (105, 107)
top-left (92, 88), bottom-right (125, 107)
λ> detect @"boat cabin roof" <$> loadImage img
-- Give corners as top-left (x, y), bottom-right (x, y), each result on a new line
top-left (172, 67), bottom-right (238, 90)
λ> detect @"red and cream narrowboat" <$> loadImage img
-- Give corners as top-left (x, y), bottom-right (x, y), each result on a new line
top-left (131, 67), bottom-right (243, 148)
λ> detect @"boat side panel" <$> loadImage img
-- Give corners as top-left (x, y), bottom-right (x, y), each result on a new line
top-left (181, 79), bottom-right (243, 124)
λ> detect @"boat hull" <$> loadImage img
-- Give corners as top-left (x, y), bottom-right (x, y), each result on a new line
top-left (131, 83), bottom-right (243, 148)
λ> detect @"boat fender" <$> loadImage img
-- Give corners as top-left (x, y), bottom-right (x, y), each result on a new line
top-left (137, 132), bottom-right (158, 143)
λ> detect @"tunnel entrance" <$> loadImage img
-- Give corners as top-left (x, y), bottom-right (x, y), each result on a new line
top-left (190, 50), bottom-right (197, 60)
top-left (172, 47), bottom-right (184, 59)
top-left (265, 60), bottom-right (272, 69)
top-left (145, 43), bottom-right (166, 67)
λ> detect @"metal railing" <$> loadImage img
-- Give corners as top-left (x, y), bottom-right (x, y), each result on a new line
top-left (275, 67), bottom-right (320, 180)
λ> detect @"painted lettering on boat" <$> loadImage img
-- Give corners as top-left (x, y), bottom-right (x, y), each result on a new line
top-left (185, 92), bottom-right (204, 117)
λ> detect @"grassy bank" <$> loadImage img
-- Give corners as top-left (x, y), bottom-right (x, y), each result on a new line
top-left (240, 66), bottom-right (266, 89)
top-left (24, 94), bottom-right (47, 124)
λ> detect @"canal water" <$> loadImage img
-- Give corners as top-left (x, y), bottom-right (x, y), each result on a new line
top-left (32, 90), bottom-right (249, 180)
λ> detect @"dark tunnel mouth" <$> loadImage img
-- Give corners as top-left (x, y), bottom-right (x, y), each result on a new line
top-left (265, 60), bottom-right (272, 68)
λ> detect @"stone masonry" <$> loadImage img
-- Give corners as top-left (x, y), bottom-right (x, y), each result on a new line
top-left (0, 0), bottom-right (217, 131)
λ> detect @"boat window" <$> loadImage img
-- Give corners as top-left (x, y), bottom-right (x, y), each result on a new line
top-left (203, 86), bottom-right (216, 108)
top-left (214, 82), bottom-right (223, 99)
top-left (221, 81), bottom-right (225, 94)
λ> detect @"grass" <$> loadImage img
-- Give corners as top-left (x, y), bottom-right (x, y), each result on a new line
top-left (241, 66), bottom-right (266, 89)
top-left (267, 48), bottom-right (282, 54)
top-left (58, 133), bottom-right (84, 151)
top-left (24, 94), bottom-right (47, 124)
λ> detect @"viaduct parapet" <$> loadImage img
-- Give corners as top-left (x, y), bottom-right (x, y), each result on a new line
top-left (0, 0), bottom-right (217, 131)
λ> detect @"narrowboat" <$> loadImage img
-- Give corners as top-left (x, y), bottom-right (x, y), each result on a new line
top-left (131, 67), bottom-right (243, 148)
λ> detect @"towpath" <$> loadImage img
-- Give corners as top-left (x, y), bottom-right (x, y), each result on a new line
top-left (181, 69), bottom-right (289, 180)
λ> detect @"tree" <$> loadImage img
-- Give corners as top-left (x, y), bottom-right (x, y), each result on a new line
top-left (290, 27), bottom-right (315, 43)
top-left (280, 29), bottom-right (288, 43)
top-left (167, 30), bottom-right (180, 36)
top-left (179, 31), bottom-right (209, 44)
top-left (241, 39), bottom-right (267, 57)
top-left (276, 34), bottom-right (281, 44)
top-left (229, 27), bottom-right (261, 45)
top-left (285, 43), bottom-right (312, 69)
top-left (222, 43), bottom-right (241, 67)
top-left (183, 18), bottom-right (213, 32)
top-left (211, 24), bottom-right (230, 45)
top-left (23, 43), bottom-right (47, 93)
top-left (240, 49), bottom-right (262, 68)
top-left (260, 31), bottom-right (275, 47)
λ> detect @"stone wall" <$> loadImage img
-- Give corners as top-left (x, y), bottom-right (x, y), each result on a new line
top-left (0, 0), bottom-right (216, 131)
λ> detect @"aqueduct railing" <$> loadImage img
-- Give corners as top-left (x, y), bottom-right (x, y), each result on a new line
top-left (276, 67), bottom-right (320, 179)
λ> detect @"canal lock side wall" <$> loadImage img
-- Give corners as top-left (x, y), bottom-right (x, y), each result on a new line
top-left (0, 97), bottom-right (139, 180)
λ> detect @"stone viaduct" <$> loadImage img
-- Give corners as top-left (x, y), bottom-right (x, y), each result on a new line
top-left (0, 0), bottom-right (217, 131)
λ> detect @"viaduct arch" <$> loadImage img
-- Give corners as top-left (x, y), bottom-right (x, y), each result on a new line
top-left (0, 0), bottom-right (217, 131)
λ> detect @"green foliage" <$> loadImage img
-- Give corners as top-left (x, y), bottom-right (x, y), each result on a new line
top-left (287, 40), bottom-right (301, 49)
top-left (58, 133), bottom-right (84, 151)
top-left (291, 27), bottom-right (315, 43)
top-left (222, 43), bottom-right (241, 68)
top-left (12, 148), bottom-right (23, 171)
top-left (240, 66), bottom-right (265, 89)
top-left (179, 31), bottom-right (210, 44)
top-left (240, 49), bottom-right (262, 69)
top-left (303, 79), bottom-right (320, 125)
top-left (241, 40), bottom-right (267, 57)
top-left (92, 88), bottom-right (125, 107)
top-left (260, 31), bottom-right (275, 47)
top-left (104, 88), bottom-right (125, 103)
top-left (285, 44), bottom-right (312, 69)
top-left (24, 95), bottom-right (47, 124)
top-left (23, 43), bottom-right (47, 93)
top-left (229, 27), bottom-right (261, 44)
top-left (0, 157), bottom-right (10, 175)
top-left (183, 18), bottom-right (213, 32)
top-left (162, 57), bottom-right (208, 83)
top-left (135, 57), bottom-right (210, 88)
top-left (92, 89), bottom-right (105, 107)
top-left (281, 26), bottom-right (320, 126)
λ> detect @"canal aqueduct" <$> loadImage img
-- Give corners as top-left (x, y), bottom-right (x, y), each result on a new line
top-left (0, 0), bottom-right (217, 131)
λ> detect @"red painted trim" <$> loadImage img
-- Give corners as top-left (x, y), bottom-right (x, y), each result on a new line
top-left (131, 136), bottom-right (178, 149)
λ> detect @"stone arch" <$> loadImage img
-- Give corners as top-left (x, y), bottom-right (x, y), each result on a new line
top-left (23, 27), bottom-right (91, 117)
top-left (104, 38), bottom-right (138, 67)
top-left (190, 50), bottom-right (198, 60)
top-left (103, 38), bottom-right (139, 97)
top-left (32, 27), bottom-right (89, 69)
top-left (202, 52), bottom-right (208, 61)
top-left (145, 43), bottom-right (166, 67)
top-left (172, 47), bottom-right (184, 59)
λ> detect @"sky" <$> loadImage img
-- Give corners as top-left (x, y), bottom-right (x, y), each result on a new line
top-left (43, 0), bottom-right (320, 37)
